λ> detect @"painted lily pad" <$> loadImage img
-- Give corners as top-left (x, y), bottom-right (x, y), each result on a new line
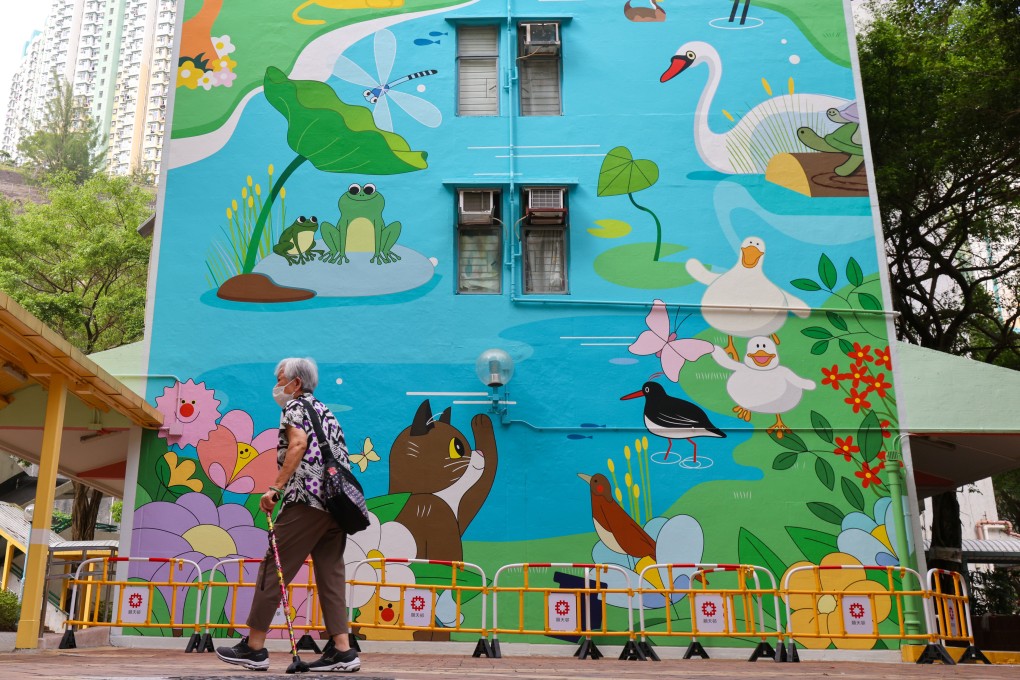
top-left (598, 147), bottom-right (659, 196)
top-left (588, 219), bottom-right (632, 238)
top-left (593, 243), bottom-right (699, 289)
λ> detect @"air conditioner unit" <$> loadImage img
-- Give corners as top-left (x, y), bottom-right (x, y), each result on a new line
top-left (521, 22), bottom-right (560, 55)
top-left (458, 190), bottom-right (496, 225)
top-left (525, 187), bottom-right (567, 224)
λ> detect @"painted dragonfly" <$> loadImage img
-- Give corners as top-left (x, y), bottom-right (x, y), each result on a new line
top-left (332, 28), bottom-right (442, 132)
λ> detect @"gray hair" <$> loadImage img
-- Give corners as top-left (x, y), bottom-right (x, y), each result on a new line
top-left (275, 357), bottom-right (318, 393)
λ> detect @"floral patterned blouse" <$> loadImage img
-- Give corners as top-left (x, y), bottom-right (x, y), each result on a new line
top-left (277, 394), bottom-right (349, 511)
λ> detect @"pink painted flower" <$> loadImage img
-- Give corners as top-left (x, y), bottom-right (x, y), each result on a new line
top-left (154, 379), bottom-right (222, 448)
top-left (197, 410), bottom-right (277, 494)
top-left (209, 68), bottom-right (237, 88)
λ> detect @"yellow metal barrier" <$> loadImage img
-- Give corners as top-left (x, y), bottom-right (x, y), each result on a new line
top-left (348, 557), bottom-right (492, 657)
top-left (490, 562), bottom-right (643, 660)
top-left (921, 568), bottom-right (990, 665)
top-left (781, 563), bottom-right (928, 662)
top-left (634, 562), bottom-right (784, 662)
top-left (61, 556), bottom-right (204, 650)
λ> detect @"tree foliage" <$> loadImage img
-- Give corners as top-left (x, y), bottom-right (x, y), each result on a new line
top-left (859, 0), bottom-right (1020, 360)
top-left (16, 77), bottom-right (105, 184)
top-left (0, 174), bottom-right (151, 354)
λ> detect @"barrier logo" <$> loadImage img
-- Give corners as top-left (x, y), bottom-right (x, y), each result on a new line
top-left (411, 595), bottom-right (426, 612)
top-left (694, 594), bottom-right (726, 633)
top-left (119, 587), bottom-right (149, 624)
top-left (841, 596), bottom-right (874, 634)
top-left (547, 592), bottom-right (578, 632)
top-left (128, 593), bottom-right (143, 608)
top-left (701, 601), bottom-right (717, 617)
top-left (402, 588), bottom-right (432, 626)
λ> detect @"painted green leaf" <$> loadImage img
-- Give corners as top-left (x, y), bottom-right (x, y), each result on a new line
top-left (818, 254), bottom-right (838, 289)
top-left (841, 476), bottom-right (866, 512)
top-left (838, 339), bottom-right (855, 355)
top-left (773, 451), bottom-right (799, 470)
top-left (811, 340), bottom-right (830, 355)
top-left (846, 257), bottom-right (864, 287)
top-left (807, 501), bottom-right (845, 526)
top-left (263, 67), bottom-right (428, 174)
top-left (858, 411), bottom-right (883, 462)
top-left (367, 492), bottom-right (411, 524)
top-left (815, 457), bottom-right (835, 491)
top-left (736, 528), bottom-right (788, 623)
top-left (791, 278), bottom-right (822, 291)
top-left (858, 292), bottom-right (882, 310)
top-left (802, 326), bottom-right (833, 339)
top-left (786, 527), bottom-right (839, 564)
top-left (769, 428), bottom-right (807, 452)
top-left (810, 411), bottom-right (834, 444)
top-left (826, 311), bottom-right (848, 331)
top-left (409, 562), bottom-right (483, 605)
top-left (597, 146), bottom-right (659, 197)
top-left (588, 219), bottom-right (632, 238)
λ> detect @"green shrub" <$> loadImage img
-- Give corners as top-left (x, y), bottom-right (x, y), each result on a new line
top-left (0, 590), bottom-right (20, 632)
top-left (111, 500), bottom-right (123, 524)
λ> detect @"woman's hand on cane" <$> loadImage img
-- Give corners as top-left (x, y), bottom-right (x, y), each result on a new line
top-left (260, 487), bottom-right (281, 513)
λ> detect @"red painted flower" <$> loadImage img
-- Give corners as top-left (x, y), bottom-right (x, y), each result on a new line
top-left (844, 388), bottom-right (871, 413)
top-left (865, 373), bottom-right (892, 398)
top-left (847, 342), bottom-right (873, 365)
top-left (833, 436), bottom-right (860, 462)
top-left (846, 363), bottom-right (868, 389)
top-left (879, 420), bottom-right (892, 439)
top-left (855, 462), bottom-right (883, 488)
top-left (874, 346), bottom-right (892, 370)
top-left (821, 365), bottom-right (845, 390)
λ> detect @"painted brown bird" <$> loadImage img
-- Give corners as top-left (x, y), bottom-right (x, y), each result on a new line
top-left (578, 473), bottom-right (656, 560)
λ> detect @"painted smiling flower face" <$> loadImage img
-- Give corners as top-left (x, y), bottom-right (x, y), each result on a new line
top-left (197, 410), bottom-right (277, 494)
top-left (154, 379), bottom-right (222, 448)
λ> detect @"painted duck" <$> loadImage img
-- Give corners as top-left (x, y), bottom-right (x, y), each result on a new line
top-left (686, 236), bottom-right (810, 361)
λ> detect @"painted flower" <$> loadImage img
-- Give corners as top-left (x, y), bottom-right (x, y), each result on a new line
top-left (844, 388), bottom-right (871, 414)
top-left (784, 553), bottom-right (892, 649)
top-left (211, 34), bottom-right (235, 57)
top-left (177, 61), bottom-right (203, 89)
top-left (846, 363), bottom-right (868, 389)
top-left (821, 365), bottom-right (844, 390)
top-left (211, 55), bottom-right (236, 72)
top-left (593, 514), bottom-right (704, 609)
top-left (209, 68), bottom-right (237, 88)
top-left (162, 451), bottom-right (203, 492)
top-left (864, 373), bottom-right (891, 398)
top-left (847, 342), bottom-right (873, 365)
top-left (855, 462), bottom-right (883, 489)
top-left (343, 513), bottom-right (417, 608)
top-left (833, 436), bottom-right (859, 462)
top-left (879, 419), bottom-right (892, 439)
top-left (197, 410), bottom-right (277, 494)
top-left (837, 496), bottom-right (914, 567)
top-left (129, 493), bottom-right (267, 626)
top-left (873, 346), bottom-right (892, 370)
top-left (154, 379), bottom-right (222, 448)
top-left (197, 71), bottom-right (214, 91)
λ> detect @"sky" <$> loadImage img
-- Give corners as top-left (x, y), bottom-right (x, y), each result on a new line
top-left (0, 1), bottom-right (53, 134)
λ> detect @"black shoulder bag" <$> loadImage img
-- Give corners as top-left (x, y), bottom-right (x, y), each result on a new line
top-left (301, 397), bottom-right (370, 534)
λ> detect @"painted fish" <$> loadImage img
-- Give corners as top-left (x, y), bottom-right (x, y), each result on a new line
top-left (414, 38), bottom-right (440, 46)
top-left (580, 423), bottom-right (606, 428)
top-left (429, 31), bottom-right (448, 37)
top-left (567, 434), bottom-right (594, 440)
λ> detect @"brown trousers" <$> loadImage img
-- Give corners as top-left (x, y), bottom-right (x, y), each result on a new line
top-left (247, 503), bottom-right (349, 635)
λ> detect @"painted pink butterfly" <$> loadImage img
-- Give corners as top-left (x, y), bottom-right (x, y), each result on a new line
top-left (629, 299), bottom-right (713, 381)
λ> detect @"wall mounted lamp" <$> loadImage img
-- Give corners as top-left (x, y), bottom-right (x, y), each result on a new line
top-left (475, 348), bottom-right (514, 417)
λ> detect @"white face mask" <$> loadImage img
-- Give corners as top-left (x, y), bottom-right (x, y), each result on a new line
top-left (273, 379), bottom-right (297, 408)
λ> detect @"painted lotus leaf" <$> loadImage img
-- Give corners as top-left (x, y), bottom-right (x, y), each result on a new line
top-left (597, 146), bottom-right (659, 197)
top-left (588, 219), bottom-right (632, 238)
top-left (263, 67), bottom-right (428, 174)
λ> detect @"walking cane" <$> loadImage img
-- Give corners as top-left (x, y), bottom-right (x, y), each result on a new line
top-left (266, 509), bottom-right (309, 674)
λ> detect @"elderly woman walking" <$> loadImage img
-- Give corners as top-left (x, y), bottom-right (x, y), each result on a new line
top-left (217, 357), bottom-right (360, 673)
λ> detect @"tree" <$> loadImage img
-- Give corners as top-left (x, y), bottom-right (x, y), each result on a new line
top-left (16, 76), bottom-right (105, 184)
top-left (0, 175), bottom-right (151, 540)
top-left (858, 0), bottom-right (1020, 577)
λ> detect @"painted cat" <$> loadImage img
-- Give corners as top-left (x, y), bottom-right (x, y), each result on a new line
top-left (389, 400), bottom-right (498, 563)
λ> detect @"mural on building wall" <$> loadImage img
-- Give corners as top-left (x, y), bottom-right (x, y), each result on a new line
top-left (137, 0), bottom-right (910, 649)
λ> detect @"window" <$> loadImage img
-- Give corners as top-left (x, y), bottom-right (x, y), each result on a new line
top-left (457, 189), bottom-right (502, 294)
top-left (522, 187), bottom-right (568, 294)
top-left (457, 26), bottom-right (499, 116)
top-left (518, 22), bottom-right (561, 116)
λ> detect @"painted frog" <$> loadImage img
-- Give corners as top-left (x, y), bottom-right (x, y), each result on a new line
top-left (319, 183), bottom-right (402, 265)
top-left (273, 216), bottom-right (324, 265)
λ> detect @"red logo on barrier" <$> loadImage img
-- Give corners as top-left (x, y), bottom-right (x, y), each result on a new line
top-left (554, 600), bottom-right (571, 616)
top-left (128, 593), bottom-right (143, 608)
top-left (410, 595), bottom-right (426, 612)
top-left (849, 603), bottom-right (865, 619)
top-left (701, 601), bottom-right (717, 617)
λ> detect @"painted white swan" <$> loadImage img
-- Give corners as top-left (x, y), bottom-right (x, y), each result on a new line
top-left (660, 41), bottom-right (850, 174)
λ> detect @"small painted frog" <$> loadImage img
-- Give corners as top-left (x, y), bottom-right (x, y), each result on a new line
top-left (273, 216), bottom-right (324, 265)
top-left (319, 183), bottom-right (402, 265)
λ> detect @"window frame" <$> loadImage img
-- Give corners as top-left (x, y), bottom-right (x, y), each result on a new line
top-left (455, 188), bottom-right (504, 295)
top-left (521, 186), bottom-right (569, 295)
top-left (516, 21), bottom-right (562, 117)
top-left (456, 25), bottom-right (500, 117)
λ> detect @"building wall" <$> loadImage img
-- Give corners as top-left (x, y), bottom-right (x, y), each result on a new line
top-left (136, 0), bottom-right (917, 648)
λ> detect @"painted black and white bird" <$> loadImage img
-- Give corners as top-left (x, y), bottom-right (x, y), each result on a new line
top-left (621, 381), bottom-right (726, 462)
